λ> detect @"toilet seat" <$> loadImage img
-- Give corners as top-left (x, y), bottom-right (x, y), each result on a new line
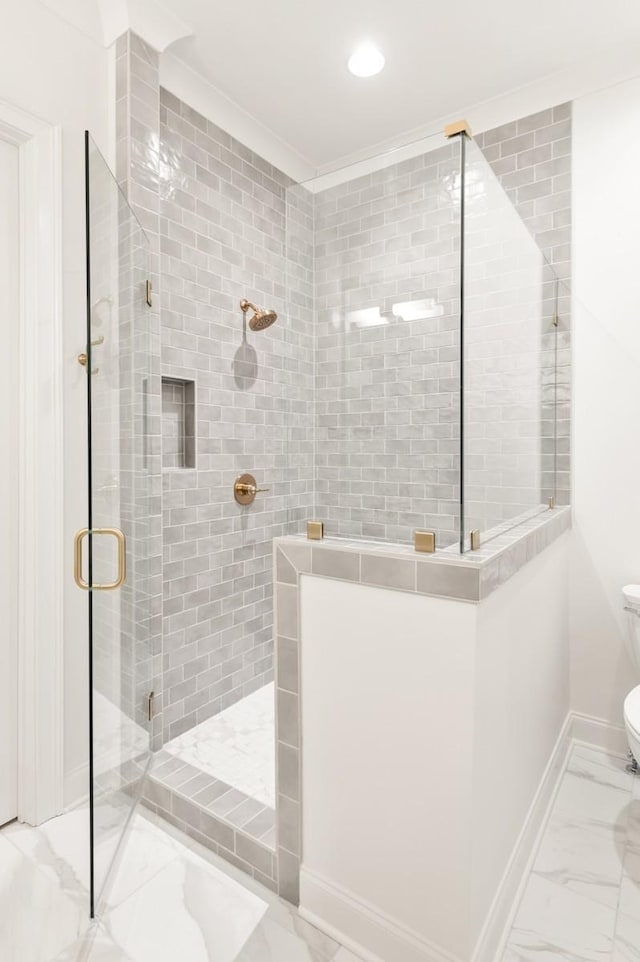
top-left (624, 685), bottom-right (640, 736)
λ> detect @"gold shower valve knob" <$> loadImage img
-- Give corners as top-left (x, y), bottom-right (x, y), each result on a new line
top-left (234, 473), bottom-right (269, 505)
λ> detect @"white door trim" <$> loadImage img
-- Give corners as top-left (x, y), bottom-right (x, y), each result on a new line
top-left (0, 100), bottom-right (64, 825)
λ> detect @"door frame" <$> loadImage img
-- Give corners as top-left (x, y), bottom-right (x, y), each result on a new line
top-left (0, 99), bottom-right (64, 825)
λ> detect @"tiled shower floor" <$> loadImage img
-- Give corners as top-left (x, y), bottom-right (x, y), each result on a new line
top-left (164, 684), bottom-right (275, 807)
top-left (144, 685), bottom-right (277, 865)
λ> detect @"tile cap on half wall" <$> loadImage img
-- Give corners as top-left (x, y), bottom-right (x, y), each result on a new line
top-left (275, 505), bottom-right (570, 605)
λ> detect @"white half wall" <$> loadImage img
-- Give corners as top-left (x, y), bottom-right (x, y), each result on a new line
top-left (299, 535), bottom-right (570, 962)
top-left (571, 78), bottom-right (640, 726)
top-left (300, 577), bottom-right (476, 962)
top-left (471, 534), bottom-right (570, 956)
top-left (0, 2), bottom-right (109, 806)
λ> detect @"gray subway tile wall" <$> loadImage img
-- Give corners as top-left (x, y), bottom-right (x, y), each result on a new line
top-left (115, 32), bottom-right (164, 751)
top-left (311, 107), bottom-right (571, 548)
top-left (313, 142), bottom-right (463, 548)
top-left (475, 104), bottom-right (571, 508)
top-left (157, 88), bottom-right (314, 740)
top-left (118, 38), bottom-right (571, 787)
top-left (114, 48), bottom-right (574, 902)
top-left (462, 137), bottom-right (551, 534)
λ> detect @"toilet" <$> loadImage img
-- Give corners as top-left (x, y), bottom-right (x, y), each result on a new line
top-left (623, 585), bottom-right (640, 770)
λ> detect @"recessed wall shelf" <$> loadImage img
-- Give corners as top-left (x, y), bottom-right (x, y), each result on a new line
top-left (161, 376), bottom-right (195, 470)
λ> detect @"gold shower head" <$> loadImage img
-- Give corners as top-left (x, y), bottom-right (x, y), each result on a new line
top-left (240, 298), bottom-right (278, 331)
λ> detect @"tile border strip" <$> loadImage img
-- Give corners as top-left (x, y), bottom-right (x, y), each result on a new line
top-left (273, 506), bottom-right (571, 904)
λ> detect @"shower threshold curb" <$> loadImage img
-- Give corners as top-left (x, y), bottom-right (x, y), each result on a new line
top-left (141, 750), bottom-right (278, 891)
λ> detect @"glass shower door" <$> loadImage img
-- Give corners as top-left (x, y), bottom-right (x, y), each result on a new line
top-left (80, 132), bottom-right (153, 915)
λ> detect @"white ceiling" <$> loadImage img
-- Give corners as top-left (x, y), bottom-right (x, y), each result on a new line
top-left (158, 0), bottom-right (640, 174)
top-left (37, 0), bottom-right (640, 179)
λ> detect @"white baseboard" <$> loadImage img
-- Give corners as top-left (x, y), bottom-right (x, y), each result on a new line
top-left (299, 868), bottom-right (463, 962)
top-left (568, 712), bottom-right (629, 758)
top-left (300, 711), bottom-right (628, 962)
top-left (470, 711), bottom-right (573, 962)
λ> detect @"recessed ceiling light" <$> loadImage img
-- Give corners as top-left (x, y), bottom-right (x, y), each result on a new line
top-left (348, 43), bottom-right (385, 78)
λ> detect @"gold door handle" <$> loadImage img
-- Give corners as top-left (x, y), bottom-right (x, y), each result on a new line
top-left (74, 527), bottom-right (127, 590)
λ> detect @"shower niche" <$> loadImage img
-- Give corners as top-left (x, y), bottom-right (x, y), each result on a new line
top-left (161, 376), bottom-right (195, 470)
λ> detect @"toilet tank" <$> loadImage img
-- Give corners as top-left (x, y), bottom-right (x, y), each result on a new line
top-left (623, 585), bottom-right (640, 670)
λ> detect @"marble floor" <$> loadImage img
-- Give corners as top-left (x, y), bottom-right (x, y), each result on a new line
top-left (164, 683), bottom-right (275, 808)
top-left (0, 806), bottom-right (361, 962)
top-left (501, 743), bottom-right (640, 961)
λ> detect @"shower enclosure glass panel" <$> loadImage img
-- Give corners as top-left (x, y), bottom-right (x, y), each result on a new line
top-left (461, 136), bottom-right (561, 550)
top-left (293, 135), bottom-right (463, 549)
top-left (84, 133), bottom-right (153, 914)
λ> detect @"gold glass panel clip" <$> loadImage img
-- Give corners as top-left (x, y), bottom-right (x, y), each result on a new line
top-left (307, 521), bottom-right (324, 541)
top-left (415, 530), bottom-right (436, 553)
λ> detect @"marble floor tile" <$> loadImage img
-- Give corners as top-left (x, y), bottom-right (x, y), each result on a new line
top-left (567, 745), bottom-right (633, 793)
top-left (2, 808), bottom-right (91, 912)
top-left (52, 924), bottom-right (128, 961)
top-left (1, 800), bottom-right (355, 962)
top-left (2, 799), bottom-right (182, 917)
top-left (102, 812), bottom-right (185, 908)
top-left (0, 834), bottom-right (85, 962)
top-left (613, 913), bottom-right (640, 962)
top-left (553, 751), bottom-right (632, 829)
top-left (103, 845), bottom-right (269, 962)
top-left (235, 917), bottom-right (337, 962)
top-left (503, 872), bottom-right (616, 961)
top-left (625, 791), bottom-right (640, 853)
top-left (531, 806), bottom-right (626, 909)
top-left (618, 847), bottom-right (640, 921)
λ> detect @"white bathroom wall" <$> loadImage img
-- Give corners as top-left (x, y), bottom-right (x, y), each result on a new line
top-left (0, 138), bottom-right (20, 825)
top-left (571, 77), bottom-right (640, 727)
top-left (471, 534), bottom-right (570, 951)
top-left (0, 2), bottom-right (109, 805)
top-left (298, 537), bottom-right (570, 962)
top-left (299, 576), bottom-right (477, 962)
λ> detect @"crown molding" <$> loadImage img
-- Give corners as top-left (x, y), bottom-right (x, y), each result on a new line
top-left (100, 0), bottom-right (191, 51)
top-left (160, 51), bottom-right (315, 183)
top-left (165, 44), bottom-right (640, 190)
top-left (36, 0), bottom-right (191, 51)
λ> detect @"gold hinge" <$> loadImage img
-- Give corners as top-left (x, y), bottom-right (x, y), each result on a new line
top-left (444, 118), bottom-right (472, 139)
top-left (147, 691), bottom-right (156, 722)
top-left (77, 353), bottom-right (99, 375)
top-left (470, 529), bottom-right (481, 551)
top-left (146, 280), bottom-right (153, 307)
